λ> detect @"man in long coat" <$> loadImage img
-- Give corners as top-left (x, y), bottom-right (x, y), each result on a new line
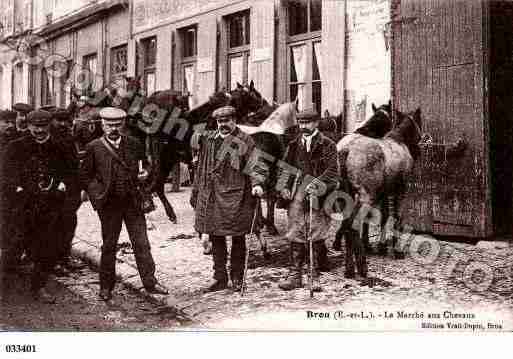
top-left (277, 109), bottom-right (339, 292)
top-left (2, 110), bottom-right (72, 303)
top-left (191, 105), bottom-right (266, 292)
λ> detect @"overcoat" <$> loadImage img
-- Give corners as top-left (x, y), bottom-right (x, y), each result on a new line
top-left (191, 128), bottom-right (267, 236)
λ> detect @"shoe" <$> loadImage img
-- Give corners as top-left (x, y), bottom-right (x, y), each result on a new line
top-left (33, 288), bottom-right (56, 304)
top-left (145, 283), bottom-right (169, 295)
top-left (53, 264), bottom-right (70, 277)
top-left (232, 278), bottom-right (243, 292)
top-left (99, 288), bottom-right (112, 301)
top-left (203, 280), bottom-right (228, 293)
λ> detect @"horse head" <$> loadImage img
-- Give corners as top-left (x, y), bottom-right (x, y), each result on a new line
top-left (354, 101), bottom-right (393, 139)
top-left (391, 108), bottom-right (422, 160)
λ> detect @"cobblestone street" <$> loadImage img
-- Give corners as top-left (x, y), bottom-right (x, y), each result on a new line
top-left (72, 184), bottom-right (513, 330)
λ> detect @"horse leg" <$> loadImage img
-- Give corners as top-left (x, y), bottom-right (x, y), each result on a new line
top-left (155, 179), bottom-right (177, 223)
top-left (343, 221), bottom-right (355, 279)
top-left (378, 196), bottom-right (393, 256)
top-left (391, 195), bottom-right (406, 260)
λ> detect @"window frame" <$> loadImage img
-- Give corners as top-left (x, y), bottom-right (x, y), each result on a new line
top-left (225, 10), bottom-right (251, 90)
top-left (179, 25), bottom-right (198, 102)
top-left (140, 36), bottom-right (157, 95)
top-left (110, 44), bottom-right (128, 83)
top-left (82, 52), bottom-right (98, 91)
top-left (286, 0), bottom-right (322, 113)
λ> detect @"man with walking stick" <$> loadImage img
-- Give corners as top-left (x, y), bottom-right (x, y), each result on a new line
top-left (190, 105), bottom-right (266, 293)
top-left (277, 108), bottom-right (339, 293)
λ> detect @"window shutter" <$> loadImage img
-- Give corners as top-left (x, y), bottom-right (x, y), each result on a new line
top-left (321, 0), bottom-right (345, 116)
top-left (250, 0), bottom-right (274, 102)
top-left (196, 16), bottom-right (217, 104)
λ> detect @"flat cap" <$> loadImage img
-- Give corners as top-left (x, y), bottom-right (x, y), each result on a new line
top-left (0, 110), bottom-right (18, 123)
top-left (99, 107), bottom-right (126, 122)
top-left (27, 110), bottom-right (52, 126)
top-left (40, 105), bottom-right (57, 112)
top-left (13, 103), bottom-right (34, 114)
top-left (53, 108), bottom-right (72, 122)
top-left (296, 108), bottom-right (319, 122)
top-left (212, 105), bottom-right (236, 119)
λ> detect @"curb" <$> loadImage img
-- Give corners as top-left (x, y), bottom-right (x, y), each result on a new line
top-left (70, 237), bottom-right (195, 323)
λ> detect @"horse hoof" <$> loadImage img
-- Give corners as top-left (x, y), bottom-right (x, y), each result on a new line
top-left (394, 251), bottom-right (406, 260)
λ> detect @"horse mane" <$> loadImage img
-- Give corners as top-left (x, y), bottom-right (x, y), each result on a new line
top-left (386, 109), bottom-right (422, 160)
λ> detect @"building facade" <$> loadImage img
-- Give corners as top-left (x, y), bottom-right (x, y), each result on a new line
top-left (1, 0), bottom-right (391, 133)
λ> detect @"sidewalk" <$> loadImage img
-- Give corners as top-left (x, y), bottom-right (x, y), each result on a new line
top-left (71, 185), bottom-right (513, 330)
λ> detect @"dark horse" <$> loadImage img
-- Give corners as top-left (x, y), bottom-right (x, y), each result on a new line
top-left (335, 107), bottom-right (422, 281)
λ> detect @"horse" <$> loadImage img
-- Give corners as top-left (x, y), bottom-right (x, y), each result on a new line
top-left (331, 102), bottom-right (393, 252)
top-left (335, 107), bottom-right (422, 280)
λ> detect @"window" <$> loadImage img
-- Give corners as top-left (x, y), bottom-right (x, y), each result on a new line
top-left (13, 63), bottom-right (25, 104)
top-left (41, 66), bottom-right (54, 106)
top-left (226, 10), bottom-right (251, 90)
top-left (110, 44), bottom-right (128, 90)
top-left (179, 25), bottom-right (197, 109)
top-left (287, 0), bottom-right (322, 114)
top-left (83, 53), bottom-right (98, 90)
top-left (141, 36), bottom-right (157, 95)
top-left (61, 59), bottom-right (73, 107)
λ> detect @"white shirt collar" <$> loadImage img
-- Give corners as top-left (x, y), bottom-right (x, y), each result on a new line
top-left (302, 129), bottom-right (319, 152)
top-left (106, 135), bottom-right (122, 148)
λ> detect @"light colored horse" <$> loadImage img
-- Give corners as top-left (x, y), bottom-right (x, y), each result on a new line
top-left (336, 108), bottom-right (422, 279)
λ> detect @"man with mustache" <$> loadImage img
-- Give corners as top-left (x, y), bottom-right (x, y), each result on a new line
top-left (12, 103), bottom-right (34, 140)
top-left (190, 105), bottom-right (266, 292)
top-left (80, 107), bottom-right (168, 301)
top-left (2, 110), bottom-right (72, 302)
top-left (277, 108), bottom-right (339, 292)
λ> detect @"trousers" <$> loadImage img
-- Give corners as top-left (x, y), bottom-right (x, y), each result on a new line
top-left (98, 195), bottom-right (157, 291)
top-left (211, 235), bottom-right (246, 282)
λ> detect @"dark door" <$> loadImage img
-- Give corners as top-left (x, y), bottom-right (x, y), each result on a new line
top-left (392, 0), bottom-right (492, 237)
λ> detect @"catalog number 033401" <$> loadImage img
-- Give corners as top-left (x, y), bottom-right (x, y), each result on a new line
top-left (5, 344), bottom-right (37, 353)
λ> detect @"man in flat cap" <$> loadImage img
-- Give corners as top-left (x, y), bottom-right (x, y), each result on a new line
top-left (2, 110), bottom-right (73, 303)
top-left (80, 107), bottom-right (168, 301)
top-left (190, 105), bottom-right (267, 292)
top-left (276, 108), bottom-right (339, 292)
top-left (50, 108), bottom-right (82, 274)
top-left (12, 102), bottom-right (34, 140)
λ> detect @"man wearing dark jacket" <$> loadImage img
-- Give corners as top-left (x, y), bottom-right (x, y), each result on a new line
top-left (191, 105), bottom-right (266, 292)
top-left (80, 107), bottom-right (168, 301)
top-left (277, 108), bottom-right (339, 292)
top-left (2, 110), bottom-right (72, 303)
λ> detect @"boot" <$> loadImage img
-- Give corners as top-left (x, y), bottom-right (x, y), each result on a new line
top-left (344, 230), bottom-right (356, 278)
top-left (279, 243), bottom-right (304, 291)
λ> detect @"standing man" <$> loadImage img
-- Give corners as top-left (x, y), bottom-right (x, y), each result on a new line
top-left (190, 105), bottom-right (266, 292)
top-left (51, 108), bottom-right (82, 274)
top-left (277, 109), bottom-right (339, 292)
top-left (12, 103), bottom-right (34, 140)
top-left (2, 110), bottom-right (72, 302)
top-left (80, 107), bottom-right (168, 301)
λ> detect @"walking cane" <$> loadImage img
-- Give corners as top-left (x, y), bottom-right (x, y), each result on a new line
top-left (241, 197), bottom-right (260, 296)
top-left (308, 194), bottom-right (314, 298)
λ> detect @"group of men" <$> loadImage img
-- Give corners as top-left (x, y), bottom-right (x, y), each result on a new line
top-left (191, 105), bottom-right (339, 293)
top-left (1, 103), bottom-right (167, 303)
top-left (1, 98), bottom-right (342, 303)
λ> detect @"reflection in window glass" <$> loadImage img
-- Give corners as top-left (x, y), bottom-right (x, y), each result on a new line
top-left (229, 11), bottom-right (250, 48)
top-left (288, 0), bottom-right (308, 36)
top-left (183, 26), bottom-right (197, 58)
top-left (310, 0), bottom-right (322, 32)
top-left (312, 82), bottom-right (321, 115)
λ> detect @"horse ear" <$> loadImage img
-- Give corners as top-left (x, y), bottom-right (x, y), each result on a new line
top-left (324, 109), bottom-right (330, 118)
top-left (237, 82), bottom-right (243, 89)
top-left (249, 80), bottom-right (254, 90)
top-left (395, 110), bottom-right (404, 125)
top-left (414, 108), bottom-right (422, 127)
top-left (388, 100), bottom-right (392, 108)
top-left (372, 103), bottom-right (377, 112)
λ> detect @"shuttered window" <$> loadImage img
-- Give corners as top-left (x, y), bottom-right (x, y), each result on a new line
top-left (83, 53), bottom-right (97, 91)
top-left (287, 0), bottom-right (322, 113)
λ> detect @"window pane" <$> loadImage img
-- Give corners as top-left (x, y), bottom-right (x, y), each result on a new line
top-left (288, 0), bottom-right (308, 36)
top-left (143, 37), bottom-right (157, 67)
top-left (290, 83), bottom-right (306, 111)
top-left (312, 81), bottom-right (322, 115)
top-left (145, 71), bottom-right (156, 95)
top-left (183, 27), bottom-right (197, 57)
top-left (310, 0), bottom-right (322, 32)
top-left (290, 44), bottom-right (307, 83)
top-left (229, 55), bottom-right (244, 90)
top-left (313, 42), bottom-right (321, 81)
top-left (111, 45), bottom-right (128, 75)
top-left (229, 11), bottom-right (250, 48)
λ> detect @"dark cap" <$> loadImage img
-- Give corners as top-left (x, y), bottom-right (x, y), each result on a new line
top-left (27, 110), bottom-right (52, 126)
top-left (40, 105), bottom-right (57, 113)
top-left (0, 110), bottom-right (18, 123)
top-left (297, 108), bottom-right (320, 123)
top-left (212, 105), bottom-right (236, 119)
top-left (53, 108), bottom-right (72, 122)
top-left (99, 107), bottom-right (126, 123)
top-left (13, 103), bottom-right (34, 114)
